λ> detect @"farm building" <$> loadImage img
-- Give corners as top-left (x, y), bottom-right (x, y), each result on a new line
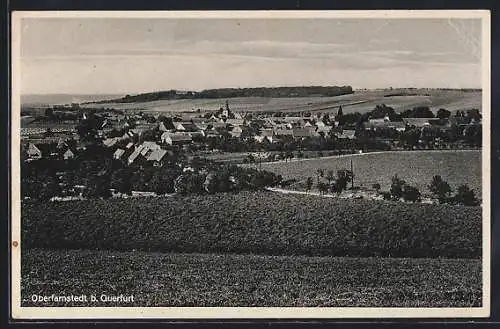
top-left (163, 133), bottom-right (193, 146)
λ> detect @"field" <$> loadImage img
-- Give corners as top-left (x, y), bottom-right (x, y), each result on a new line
top-left (21, 249), bottom-right (482, 307)
top-left (22, 191), bottom-right (481, 258)
top-left (77, 89), bottom-right (482, 114)
top-left (255, 150), bottom-right (482, 194)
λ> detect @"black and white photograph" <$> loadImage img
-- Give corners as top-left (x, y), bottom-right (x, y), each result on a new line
top-left (11, 10), bottom-right (490, 319)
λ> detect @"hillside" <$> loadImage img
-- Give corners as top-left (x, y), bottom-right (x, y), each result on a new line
top-left (87, 86), bottom-right (354, 104)
top-left (79, 88), bottom-right (482, 114)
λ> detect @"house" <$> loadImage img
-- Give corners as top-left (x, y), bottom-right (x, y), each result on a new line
top-left (126, 142), bottom-right (160, 165)
top-left (254, 129), bottom-right (275, 143)
top-left (303, 120), bottom-right (314, 128)
top-left (315, 121), bottom-right (327, 128)
top-left (121, 131), bottom-right (135, 140)
top-left (26, 143), bottom-right (43, 159)
top-left (229, 126), bottom-right (243, 138)
top-left (292, 128), bottom-right (313, 139)
top-left (56, 139), bottom-right (68, 150)
top-left (315, 125), bottom-right (333, 135)
top-left (140, 141), bottom-right (161, 157)
top-left (335, 129), bottom-right (357, 140)
top-left (283, 116), bottom-right (304, 123)
top-left (209, 122), bottom-right (228, 130)
top-left (21, 127), bottom-right (46, 138)
top-left (113, 148), bottom-right (125, 160)
top-left (187, 131), bottom-right (205, 139)
top-left (174, 121), bottom-right (198, 132)
top-left (364, 120), bottom-right (406, 132)
top-left (194, 123), bottom-right (209, 131)
top-left (103, 137), bottom-right (120, 148)
top-left (274, 129), bottom-right (294, 136)
top-left (163, 133), bottom-right (193, 146)
top-left (146, 149), bottom-right (170, 166)
top-left (159, 121), bottom-right (175, 132)
top-left (62, 148), bottom-right (75, 160)
top-left (226, 118), bottom-right (244, 126)
top-left (128, 147), bottom-right (143, 165)
top-left (131, 128), bottom-right (148, 136)
top-left (26, 142), bottom-right (60, 160)
top-left (402, 118), bottom-right (434, 128)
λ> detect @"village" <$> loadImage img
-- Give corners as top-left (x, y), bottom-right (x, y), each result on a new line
top-left (21, 100), bottom-right (482, 166)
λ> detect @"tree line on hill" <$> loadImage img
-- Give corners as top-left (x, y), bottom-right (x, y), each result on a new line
top-left (88, 86), bottom-right (354, 104)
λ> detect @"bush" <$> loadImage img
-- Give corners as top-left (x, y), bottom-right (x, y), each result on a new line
top-left (22, 192), bottom-right (481, 258)
top-left (453, 184), bottom-right (479, 206)
top-left (402, 185), bottom-right (421, 202)
top-left (390, 175), bottom-right (405, 200)
top-left (429, 175), bottom-right (452, 203)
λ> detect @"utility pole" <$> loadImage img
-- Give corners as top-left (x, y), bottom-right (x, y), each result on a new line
top-left (350, 158), bottom-right (354, 189)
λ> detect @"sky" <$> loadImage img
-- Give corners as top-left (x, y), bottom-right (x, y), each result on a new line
top-left (19, 16), bottom-right (482, 95)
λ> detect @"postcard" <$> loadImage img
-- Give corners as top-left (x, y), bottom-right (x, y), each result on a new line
top-left (10, 10), bottom-right (491, 319)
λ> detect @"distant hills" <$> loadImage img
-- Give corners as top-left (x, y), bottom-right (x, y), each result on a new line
top-left (21, 94), bottom-right (125, 106)
top-left (87, 86), bottom-right (355, 104)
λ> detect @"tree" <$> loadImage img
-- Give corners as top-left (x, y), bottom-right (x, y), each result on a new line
top-left (326, 170), bottom-right (335, 185)
top-left (139, 129), bottom-right (156, 143)
top-left (436, 108), bottom-right (451, 119)
top-left (44, 108), bottom-right (54, 118)
top-left (317, 181), bottom-right (329, 194)
top-left (316, 168), bottom-right (324, 184)
top-left (402, 185), bottom-right (421, 202)
top-left (466, 109), bottom-right (481, 121)
top-left (454, 184), bottom-right (479, 206)
top-left (39, 174), bottom-right (61, 200)
top-left (390, 175), bottom-right (405, 200)
top-left (428, 175), bottom-right (452, 203)
top-left (306, 177), bottom-right (314, 192)
top-left (335, 169), bottom-right (353, 191)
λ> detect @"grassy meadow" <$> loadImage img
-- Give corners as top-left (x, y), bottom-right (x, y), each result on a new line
top-left (256, 150), bottom-right (482, 194)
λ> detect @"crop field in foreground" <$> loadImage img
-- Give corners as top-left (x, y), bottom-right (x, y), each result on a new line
top-left (256, 150), bottom-right (481, 194)
top-left (78, 89), bottom-right (481, 114)
top-left (21, 249), bottom-right (482, 307)
top-left (22, 191), bottom-right (481, 258)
